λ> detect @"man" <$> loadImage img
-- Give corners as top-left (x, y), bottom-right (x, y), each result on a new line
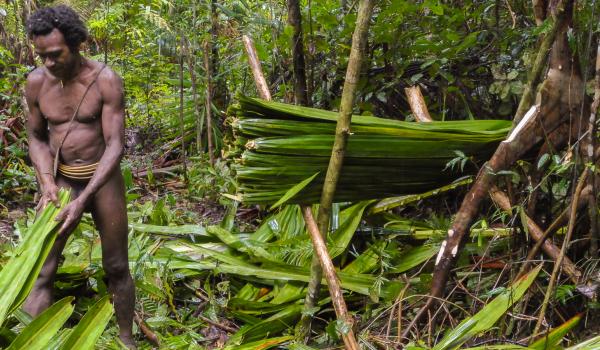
top-left (24, 5), bottom-right (135, 348)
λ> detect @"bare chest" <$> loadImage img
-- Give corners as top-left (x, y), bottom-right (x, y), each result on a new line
top-left (39, 82), bottom-right (102, 125)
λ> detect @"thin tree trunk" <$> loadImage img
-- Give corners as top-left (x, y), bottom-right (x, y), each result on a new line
top-left (301, 206), bottom-right (359, 350)
top-left (178, 37), bottom-right (188, 183)
top-left (287, 0), bottom-right (310, 106)
top-left (190, 4), bottom-right (203, 154)
top-left (587, 41), bottom-right (600, 256)
top-left (210, 0), bottom-right (227, 108)
top-left (513, 0), bottom-right (566, 124)
top-left (533, 0), bottom-right (548, 26)
top-left (203, 41), bottom-right (216, 166)
top-left (299, 0), bottom-right (375, 340)
top-left (185, 38), bottom-right (202, 155)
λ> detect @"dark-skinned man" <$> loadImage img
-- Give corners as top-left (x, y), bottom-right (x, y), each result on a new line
top-left (24, 5), bottom-right (135, 348)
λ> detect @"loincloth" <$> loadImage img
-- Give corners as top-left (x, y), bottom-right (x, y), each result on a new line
top-left (57, 162), bottom-right (99, 180)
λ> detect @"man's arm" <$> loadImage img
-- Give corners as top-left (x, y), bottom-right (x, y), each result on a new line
top-left (78, 67), bottom-right (125, 201)
top-left (25, 69), bottom-right (60, 208)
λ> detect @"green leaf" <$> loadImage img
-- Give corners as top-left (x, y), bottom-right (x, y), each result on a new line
top-left (223, 335), bottom-right (293, 350)
top-left (537, 153), bottom-right (550, 170)
top-left (270, 172), bottom-right (319, 210)
top-left (565, 335), bottom-right (600, 349)
top-left (530, 314), bottom-right (581, 350)
top-left (0, 189), bottom-right (70, 325)
top-left (58, 295), bottom-right (113, 350)
top-left (7, 297), bottom-right (74, 350)
top-left (433, 265), bottom-right (542, 350)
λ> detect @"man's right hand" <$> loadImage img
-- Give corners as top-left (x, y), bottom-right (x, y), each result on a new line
top-left (36, 184), bottom-right (60, 211)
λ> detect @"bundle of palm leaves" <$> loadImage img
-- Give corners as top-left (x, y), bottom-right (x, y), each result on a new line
top-left (229, 96), bottom-right (511, 204)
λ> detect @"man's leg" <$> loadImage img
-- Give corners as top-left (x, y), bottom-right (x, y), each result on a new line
top-left (23, 178), bottom-right (81, 316)
top-left (91, 172), bottom-right (135, 347)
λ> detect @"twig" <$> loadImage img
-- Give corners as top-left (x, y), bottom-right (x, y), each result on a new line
top-left (531, 169), bottom-right (589, 339)
top-left (489, 187), bottom-right (583, 284)
top-left (134, 312), bottom-right (160, 347)
top-left (196, 314), bottom-right (238, 333)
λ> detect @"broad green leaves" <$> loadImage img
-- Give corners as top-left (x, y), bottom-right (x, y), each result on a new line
top-left (0, 189), bottom-right (70, 326)
top-left (433, 265), bottom-right (542, 350)
top-left (58, 296), bottom-right (114, 350)
top-left (6, 297), bottom-right (74, 350)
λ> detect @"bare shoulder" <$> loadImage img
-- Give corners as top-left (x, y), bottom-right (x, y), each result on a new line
top-left (95, 62), bottom-right (123, 87)
top-left (25, 68), bottom-right (46, 100)
top-left (91, 62), bottom-right (124, 108)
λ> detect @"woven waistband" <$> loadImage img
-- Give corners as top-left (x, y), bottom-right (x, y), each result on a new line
top-left (57, 162), bottom-right (99, 180)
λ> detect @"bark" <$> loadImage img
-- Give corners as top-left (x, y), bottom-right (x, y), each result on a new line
top-left (586, 42), bottom-right (600, 256)
top-left (210, 0), bottom-right (227, 109)
top-left (301, 206), bottom-right (359, 350)
top-left (404, 0), bottom-right (585, 336)
top-left (287, 0), bottom-right (310, 106)
top-left (242, 35), bottom-right (272, 101)
top-left (178, 38), bottom-right (188, 182)
top-left (184, 39), bottom-right (203, 155)
top-left (513, 0), bottom-right (567, 124)
top-left (299, 0), bottom-right (375, 340)
top-left (533, 0), bottom-right (548, 25)
top-left (203, 41), bottom-right (216, 166)
top-left (405, 86), bottom-right (433, 122)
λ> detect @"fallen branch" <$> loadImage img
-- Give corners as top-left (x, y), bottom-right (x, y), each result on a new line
top-left (134, 312), bottom-right (160, 347)
top-left (301, 206), bottom-right (359, 350)
top-left (134, 165), bottom-right (182, 178)
top-left (489, 186), bottom-right (583, 284)
top-left (197, 314), bottom-right (238, 334)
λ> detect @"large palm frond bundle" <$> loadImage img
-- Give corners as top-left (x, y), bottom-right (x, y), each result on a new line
top-left (229, 96), bottom-right (512, 204)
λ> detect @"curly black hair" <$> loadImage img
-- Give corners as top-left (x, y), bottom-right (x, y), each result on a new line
top-left (26, 5), bottom-right (88, 51)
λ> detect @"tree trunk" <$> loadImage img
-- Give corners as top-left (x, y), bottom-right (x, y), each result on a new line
top-left (299, 0), bottom-right (375, 340)
top-left (210, 0), bottom-right (227, 109)
top-left (203, 41), bottom-right (216, 166)
top-left (178, 37), bottom-right (188, 183)
top-left (287, 0), bottom-right (310, 106)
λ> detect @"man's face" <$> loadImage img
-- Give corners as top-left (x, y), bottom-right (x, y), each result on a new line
top-left (32, 28), bottom-right (75, 79)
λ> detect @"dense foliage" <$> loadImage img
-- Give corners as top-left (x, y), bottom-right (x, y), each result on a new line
top-left (1, 0), bottom-right (600, 349)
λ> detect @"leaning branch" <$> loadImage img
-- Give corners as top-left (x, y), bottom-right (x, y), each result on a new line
top-left (242, 35), bottom-right (272, 101)
top-left (301, 206), bottom-right (359, 350)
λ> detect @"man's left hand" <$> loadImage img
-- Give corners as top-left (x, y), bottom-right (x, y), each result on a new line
top-left (55, 198), bottom-right (86, 235)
